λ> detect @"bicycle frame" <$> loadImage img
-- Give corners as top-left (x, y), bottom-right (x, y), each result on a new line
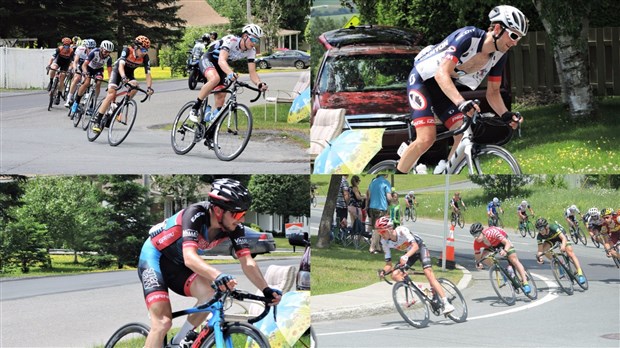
top-left (382, 266), bottom-right (443, 314)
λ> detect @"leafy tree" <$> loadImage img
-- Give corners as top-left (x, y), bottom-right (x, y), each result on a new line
top-left (20, 176), bottom-right (104, 263)
top-left (2, 212), bottom-right (50, 273)
top-left (248, 175), bottom-right (310, 233)
top-left (307, 15), bottom-right (348, 80)
top-left (0, 175), bottom-right (28, 223)
top-left (254, 0), bottom-right (283, 53)
top-left (209, 0), bottom-right (246, 29)
top-left (151, 175), bottom-right (206, 212)
top-left (98, 176), bottom-right (156, 268)
top-left (316, 175), bottom-right (342, 248)
top-left (583, 175), bottom-right (620, 190)
top-left (469, 175), bottom-right (532, 200)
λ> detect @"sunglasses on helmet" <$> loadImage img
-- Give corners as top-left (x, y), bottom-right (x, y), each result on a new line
top-left (503, 27), bottom-right (522, 42)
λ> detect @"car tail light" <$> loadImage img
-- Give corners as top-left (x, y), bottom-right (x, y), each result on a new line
top-left (258, 234), bottom-right (268, 240)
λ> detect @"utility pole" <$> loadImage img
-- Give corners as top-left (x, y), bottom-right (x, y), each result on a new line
top-left (247, 0), bottom-right (252, 22)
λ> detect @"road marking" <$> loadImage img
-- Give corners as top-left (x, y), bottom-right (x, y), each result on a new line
top-left (316, 273), bottom-right (560, 337)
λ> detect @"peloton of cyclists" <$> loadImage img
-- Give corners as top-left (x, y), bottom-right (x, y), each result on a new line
top-left (534, 217), bottom-right (586, 284)
top-left (91, 35), bottom-right (154, 133)
top-left (46, 37), bottom-right (75, 104)
top-left (517, 200), bottom-right (535, 228)
top-left (70, 40), bottom-right (114, 114)
top-left (487, 197), bottom-right (503, 226)
top-left (65, 38), bottom-right (96, 108)
top-left (564, 204), bottom-right (583, 231)
top-left (470, 222), bottom-right (532, 294)
top-left (375, 216), bottom-right (455, 314)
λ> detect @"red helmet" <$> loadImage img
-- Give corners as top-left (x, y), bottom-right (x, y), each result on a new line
top-left (134, 35), bottom-right (151, 49)
top-left (375, 216), bottom-right (393, 230)
top-left (61, 37), bottom-right (72, 45)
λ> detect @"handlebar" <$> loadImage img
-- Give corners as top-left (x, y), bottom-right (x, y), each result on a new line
top-left (114, 82), bottom-right (151, 103)
top-left (216, 79), bottom-right (264, 103)
top-left (377, 263), bottom-right (410, 285)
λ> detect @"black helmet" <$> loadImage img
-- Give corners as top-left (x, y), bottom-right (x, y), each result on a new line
top-left (210, 31), bottom-right (218, 39)
top-left (535, 217), bottom-right (548, 230)
top-left (470, 222), bottom-right (483, 236)
top-left (202, 33), bottom-right (210, 42)
top-left (208, 179), bottom-right (252, 212)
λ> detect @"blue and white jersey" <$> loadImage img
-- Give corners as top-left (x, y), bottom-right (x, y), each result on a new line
top-left (86, 49), bottom-right (112, 70)
top-left (207, 34), bottom-right (256, 63)
top-left (413, 26), bottom-right (507, 90)
top-left (75, 46), bottom-right (90, 64)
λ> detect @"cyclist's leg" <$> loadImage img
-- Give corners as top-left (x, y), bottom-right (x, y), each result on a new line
top-left (564, 244), bottom-right (584, 275)
top-left (192, 58), bottom-right (220, 111)
top-left (506, 248), bottom-right (528, 286)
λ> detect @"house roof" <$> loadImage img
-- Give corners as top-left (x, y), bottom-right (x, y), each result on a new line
top-left (177, 0), bottom-right (229, 27)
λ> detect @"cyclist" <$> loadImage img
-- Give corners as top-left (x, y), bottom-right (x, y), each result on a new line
top-left (188, 24), bottom-right (268, 123)
top-left (470, 222), bottom-right (531, 294)
top-left (517, 200), bottom-right (535, 229)
top-left (65, 38), bottom-right (96, 108)
top-left (375, 217), bottom-right (455, 314)
top-left (405, 190), bottom-right (417, 212)
top-left (487, 197), bottom-right (503, 226)
top-left (71, 36), bottom-right (81, 49)
top-left (584, 207), bottom-right (604, 244)
top-left (70, 40), bottom-right (114, 114)
top-left (137, 179), bottom-right (281, 348)
top-left (46, 37), bottom-right (75, 103)
top-left (91, 35), bottom-right (154, 133)
top-left (600, 208), bottom-right (620, 259)
top-left (450, 192), bottom-right (466, 221)
top-left (534, 218), bottom-right (586, 284)
top-left (395, 5), bottom-right (527, 174)
top-left (564, 204), bottom-right (583, 231)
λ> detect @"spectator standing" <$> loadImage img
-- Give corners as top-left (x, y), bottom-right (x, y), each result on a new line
top-left (348, 175), bottom-right (365, 227)
top-left (390, 192), bottom-right (401, 228)
top-left (335, 175), bottom-right (350, 229)
top-left (366, 174), bottom-right (392, 254)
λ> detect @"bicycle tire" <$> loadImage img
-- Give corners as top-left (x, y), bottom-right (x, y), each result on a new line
top-left (199, 322), bottom-right (269, 348)
top-left (48, 78), bottom-right (58, 111)
top-left (450, 213), bottom-right (456, 227)
top-left (569, 226), bottom-right (579, 244)
top-left (367, 160), bottom-right (398, 174)
top-left (86, 113), bottom-right (105, 142)
top-left (404, 207), bottom-right (411, 222)
top-left (518, 222), bottom-right (527, 237)
top-left (104, 322), bottom-right (150, 348)
top-left (171, 101), bottom-right (201, 155)
top-left (576, 226), bottom-right (587, 246)
top-left (551, 257), bottom-right (574, 295)
top-left (497, 216), bottom-right (504, 228)
top-left (311, 196), bottom-right (317, 208)
top-left (411, 208), bottom-right (417, 222)
top-left (488, 264), bottom-right (516, 305)
top-left (108, 99), bottom-right (137, 146)
top-left (526, 221), bottom-right (535, 238)
top-left (457, 213), bottom-right (465, 228)
top-left (516, 267), bottom-right (538, 300)
top-left (82, 98), bottom-right (99, 131)
top-left (437, 278), bottom-right (468, 323)
top-left (591, 235), bottom-right (601, 248)
top-left (449, 144), bottom-right (522, 174)
top-left (212, 104), bottom-right (252, 161)
top-left (392, 281), bottom-right (430, 328)
top-left (565, 257), bottom-right (588, 290)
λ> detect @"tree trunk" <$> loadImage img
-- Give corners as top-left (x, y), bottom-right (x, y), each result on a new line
top-left (317, 175), bottom-right (342, 248)
top-left (534, 0), bottom-right (594, 119)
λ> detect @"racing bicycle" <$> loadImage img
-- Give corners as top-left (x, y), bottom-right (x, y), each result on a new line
top-left (488, 213), bottom-right (504, 228)
top-left (380, 264), bottom-right (467, 328)
top-left (46, 67), bottom-right (70, 111)
top-left (539, 241), bottom-right (589, 295)
top-left (67, 74), bottom-right (106, 129)
top-left (404, 205), bottom-right (417, 222)
top-left (567, 218), bottom-right (587, 246)
top-left (368, 101), bottom-right (521, 174)
top-left (87, 82), bottom-right (150, 146)
top-left (171, 80), bottom-right (263, 161)
top-left (518, 215), bottom-right (535, 238)
top-left (480, 249), bottom-right (538, 306)
top-left (451, 208), bottom-right (465, 228)
top-left (104, 286), bottom-right (273, 348)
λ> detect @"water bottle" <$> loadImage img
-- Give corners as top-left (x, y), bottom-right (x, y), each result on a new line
top-left (203, 105), bottom-right (212, 122)
top-left (507, 265), bottom-right (515, 279)
top-left (108, 102), bottom-right (117, 116)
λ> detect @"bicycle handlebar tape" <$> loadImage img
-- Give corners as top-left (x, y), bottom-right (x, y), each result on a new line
top-left (437, 225), bottom-right (456, 270)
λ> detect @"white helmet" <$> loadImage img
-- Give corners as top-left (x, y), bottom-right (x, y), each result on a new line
top-left (569, 205), bottom-right (577, 212)
top-left (242, 23), bottom-right (264, 38)
top-left (409, 191), bottom-right (414, 196)
top-left (488, 5), bottom-right (529, 37)
top-left (588, 207), bottom-right (600, 218)
top-left (493, 197), bottom-right (499, 204)
top-left (100, 40), bottom-right (114, 52)
top-left (521, 200), bottom-right (528, 207)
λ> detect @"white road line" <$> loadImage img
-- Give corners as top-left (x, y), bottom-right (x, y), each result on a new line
top-left (316, 273), bottom-right (559, 337)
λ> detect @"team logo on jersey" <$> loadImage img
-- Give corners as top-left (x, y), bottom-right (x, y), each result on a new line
top-left (408, 74), bottom-right (416, 85)
top-left (191, 211), bottom-right (205, 223)
top-left (408, 90), bottom-right (427, 110)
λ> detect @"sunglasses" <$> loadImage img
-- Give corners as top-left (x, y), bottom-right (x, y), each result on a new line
top-left (101, 49), bottom-right (110, 54)
top-left (230, 210), bottom-right (246, 220)
top-left (503, 27), bottom-right (522, 42)
top-left (138, 47), bottom-right (148, 53)
top-left (603, 215), bottom-right (612, 219)
top-left (249, 36), bottom-right (260, 44)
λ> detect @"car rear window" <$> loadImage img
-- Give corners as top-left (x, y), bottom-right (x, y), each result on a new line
top-left (318, 53), bottom-right (416, 93)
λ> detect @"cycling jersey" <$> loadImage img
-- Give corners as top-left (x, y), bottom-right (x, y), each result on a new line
top-left (86, 49), bottom-right (112, 70)
top-left (381, 226), bottom-right (432, 269)
top-left (473, 226), bottom-right (506, 254)
top-left (517, 204), bottom-right (530, 213)
top-left (207, 35), bottom-right (256, 63)
top-left (564, 207), bottom-right (580, 218)
top-left (52, 45), bottom-right (75, 62)
top-left (450, 197), bottom-right (461, 208)
top-left (75, 46), bottom-right (89, 64)
top-left (405, 194), bottom-right (415, 205)
top-left (536, 223), bottom-right (566, 245)
top-left (487, 201), bottom-right (501, 215)
top-left (587, 215), bottom-right (603, 231)
top-left (114, 46), bottom-right (151, 75)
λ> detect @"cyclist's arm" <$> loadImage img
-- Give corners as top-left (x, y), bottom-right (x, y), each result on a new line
top-left (118, 60), bottom-right (127, 80)
top-left (183, 246), bottom-right (222, 282)
top-left (247, 61), bottom-right (263, 89)
top-left (238, 254), bottom-right (270, 291)
top-left (217, 50), bottom-right (235, 77)
top-left (486, 79), bottom-right (508, 116)
top-left (435, 57), bottom-right (469, 109)
top-left (81, 60), bottom-right (89, 74)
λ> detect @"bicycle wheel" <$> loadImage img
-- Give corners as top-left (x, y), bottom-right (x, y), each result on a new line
top-left (457, 213), bottom-right (465, 228)
top-left (497, 216), bottom-right (504, 228)
top-left (515, 267), bottom-right (538, 300)
top-left (437, 278), bottom-right (467, 323)
top-left (87, 113), bottom-right (105, 142)
top-left (591, 234), bottom-right (601, 248)
top-left (104, 322), bottom-right (149, 348)
top-left (199, 322), bottom-right (269, 348)
top-left (311, 196), bottom-right (317, 208)
top-left (411, 208), bottom-right (417, 222)
top-left (404, 207), bottom-right (410, 222)
top-left (212, 104), bottom-right (252, 161)
top-left (526, 221), bottom-right (535, 238)
top-left (108, 99), bottom-right (137, 146)
top-left (170, 101), bottom-right (200, 154)
top-left (48, 79), bottom-right (58, 111)
top-left (565, 257), bottom-right (588, 290)
top-left (450, 145), bottom-right (522, 174)
top-left (392, 281), bottom-right (429, 328)
top-left (569, 226), bottom-right (579, 244)
top-left (551, 257), bottom-right (574, 295)
top-left (488, 264), bottom-right (516, 305)
top-left (576, 227), bottom-right (587, 246)
top-left (518, 223), bottom-right (527, 237)
top-left (83, 98), bottom-right (99, 131)
top-left (450, 213), bottom-right (456, 227)
top-left (367, 160), bottom-right (398, 174)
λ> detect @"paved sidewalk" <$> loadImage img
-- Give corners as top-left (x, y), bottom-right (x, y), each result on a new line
top-left (311, 265), bottom-right (472, 322)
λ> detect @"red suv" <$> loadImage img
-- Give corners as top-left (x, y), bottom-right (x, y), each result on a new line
top-left (312, 25), bottom-right (511, 166)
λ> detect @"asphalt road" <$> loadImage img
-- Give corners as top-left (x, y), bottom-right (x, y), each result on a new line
top-left (0, 257), bottom-right (300, 347)
top-left (0, 71), bottom-right (309, 174)
top-left (312, 218), bottom-right (620, 347)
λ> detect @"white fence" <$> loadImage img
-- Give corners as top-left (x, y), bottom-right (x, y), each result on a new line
top-left (0, 47), bottom-right (55, 89)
